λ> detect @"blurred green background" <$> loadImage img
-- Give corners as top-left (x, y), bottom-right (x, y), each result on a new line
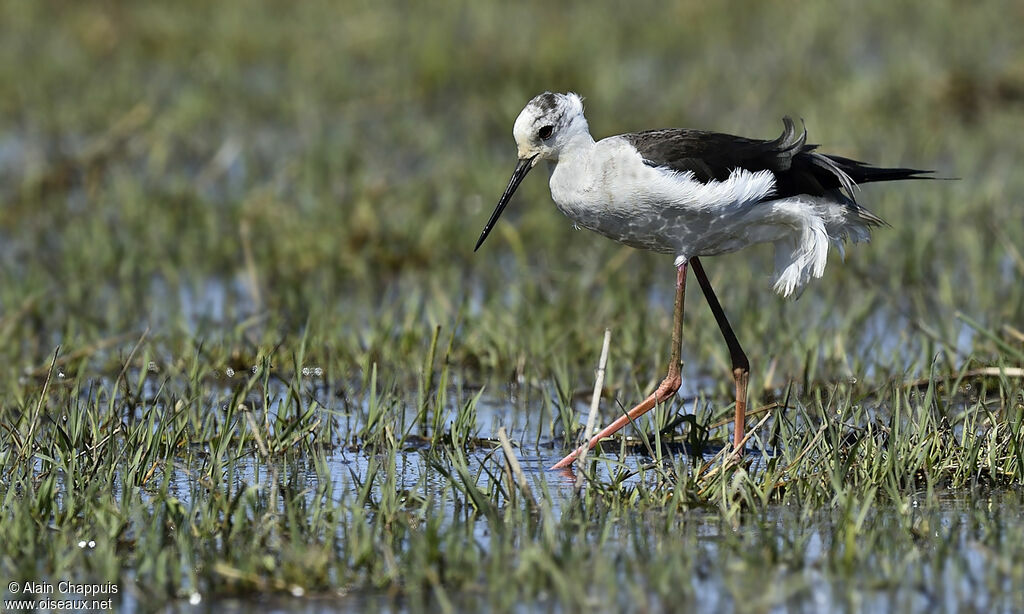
top-left (2, 0), bottom-right (1022, 392)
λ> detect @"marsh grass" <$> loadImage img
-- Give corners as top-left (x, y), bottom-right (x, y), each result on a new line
top-left (2, 1), bottom-right (1023, 612)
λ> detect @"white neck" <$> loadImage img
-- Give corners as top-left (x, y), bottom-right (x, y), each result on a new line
top-left (553, 128), bottom-right (596, 163)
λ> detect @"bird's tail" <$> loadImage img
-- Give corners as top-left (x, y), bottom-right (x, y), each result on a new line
top-left (821, 154), bottom-right (934, 185)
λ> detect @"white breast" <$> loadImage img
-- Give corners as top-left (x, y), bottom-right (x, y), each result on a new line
top-left (547, 137), bottom-right (777, 257)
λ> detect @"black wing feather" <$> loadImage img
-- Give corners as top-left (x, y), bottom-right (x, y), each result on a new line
top-left (621, 117), bottom-right (932, 203)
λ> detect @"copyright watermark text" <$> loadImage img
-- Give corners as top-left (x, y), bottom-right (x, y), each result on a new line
top-left (5, 580), bottom-right (117, 611)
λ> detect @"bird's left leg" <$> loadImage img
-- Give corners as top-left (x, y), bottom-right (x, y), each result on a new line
top-left (550, 261), bottom-right (688, 470)
top-left (689, 257), bottom-right (749, 453)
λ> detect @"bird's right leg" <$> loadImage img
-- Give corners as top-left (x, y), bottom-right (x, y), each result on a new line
top-left (550, 261), bottom-right (687, 470)
top-left (689, 256), bottom-right (750, 452)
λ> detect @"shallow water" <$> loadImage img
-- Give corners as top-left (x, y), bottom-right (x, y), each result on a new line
top-left (118, 380), bottom-right (1019, 613)
top-left (9, 276), bottom-right (1019, 613)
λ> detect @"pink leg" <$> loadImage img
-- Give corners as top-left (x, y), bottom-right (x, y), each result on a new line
top-left (551, 262), bottom-right (687, 470)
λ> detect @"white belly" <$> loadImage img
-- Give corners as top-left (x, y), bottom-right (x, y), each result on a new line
top-left (545, 142), bottom-right (878, 297)
top-left (547, 141), bottom-right (779, 258)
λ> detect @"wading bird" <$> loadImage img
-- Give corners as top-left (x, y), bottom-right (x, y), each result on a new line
top-left (474, 92), bottom-right (930, 470)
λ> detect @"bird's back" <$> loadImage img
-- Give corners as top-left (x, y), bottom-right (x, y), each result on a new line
top-left (546, 118), bottom-right (932, 296)
top-left (621, 118), bottom-right (931, 205)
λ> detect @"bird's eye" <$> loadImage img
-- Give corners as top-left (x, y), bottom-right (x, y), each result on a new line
top-left (538, 125), bottom-right (554, 140)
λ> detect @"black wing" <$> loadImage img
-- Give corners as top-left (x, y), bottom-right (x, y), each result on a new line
top-left (621, 117), bottom-right (931, 203)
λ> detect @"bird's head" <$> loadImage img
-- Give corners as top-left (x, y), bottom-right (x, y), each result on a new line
top-left (512, 91), bottom-right (588, 163)
top-left (475, 92), bottom-right (589, 251)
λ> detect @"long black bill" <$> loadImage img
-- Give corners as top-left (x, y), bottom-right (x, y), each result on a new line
top-left (474, 155), bottom-right (536, 252)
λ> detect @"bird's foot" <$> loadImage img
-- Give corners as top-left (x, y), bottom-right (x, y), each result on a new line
top-left (550, 369), bottom-right (681, 470)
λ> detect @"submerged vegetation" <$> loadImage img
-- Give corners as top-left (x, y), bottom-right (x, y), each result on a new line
top-left (1, 1), bottom-right (1023, 612)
